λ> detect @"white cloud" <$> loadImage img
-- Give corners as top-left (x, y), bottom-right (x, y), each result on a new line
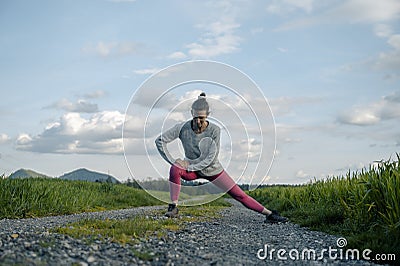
top-left (277, 47), bottom-right (289, 53)
top-left (14, 109), bottom-right (164, 156)
top-left (289, 0), bottom-right (314, 13)
top-left (125, 91), bottom-right (304, 164)
top-left (125, 90), bottom-right (272, 145)
top-left (167, 51), bottom-right (187, 60)
top-left (341, 28), bottom-right (400, 75)
top-left (0, 134), bottom-right (10, 144)
top-left (87, 41), bottom-right (114, 57)
top-left (165, 112), bottom-right (186, 123)
top-left (15, 111), bottom-right (126, 154)
top-left (388, 34), bottom-right (400, 50)
top-left (338, 110), bottom-right (380, 126)
top-left (373, 33), bottom-right (400, 72)
top-left (16, 134), bottom-right (32, 146)
top-left (165, 1), bottom-right (249, 59)
top-left (373, 24), bottom-right (393, 38)
top-left (267, 0), bottom-right (315, 14)
top-left (118, 41), bottom-right (139, 55)
top-left (186, 19), bottom-right (241, 58)
top-left (82, 41), bottom-right (140, 57)
top-left (330, 0), bottom-right (400, 23)
top-left (384, 90), bottom-right (400, 102)
top-left (375, 51), bottom-right (400, 72)
top-left (46, 98), bottom-right (98, 113)
top-left (122, 114), bottom-right (149, 138)
top-left (283, 137), bottom-right (301, 143)
top-left (274, 123), bottom-right (306, 148)
top-left (275, 0), bottom-right (400, 31)
top-left (337, 91), bottom-right (400, 126)
top-left (335, 162), bottom-right (366, 173)
top-left (269, 96), bottom-right (322, 116)
top-left (133, 68), bottom-right (161, 75)
top-left (122, 138), bottom-right (158, 155)
top-left (83, 90), bottom-right (107, 99)
top-left (295, 170), bottom-right (309, 178)
top-left (126, 87), bottom-right (180, 114)
top-left (227, 138), bottom-right (262, 162)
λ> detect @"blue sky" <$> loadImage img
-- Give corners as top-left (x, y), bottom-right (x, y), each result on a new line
top-left (0, 0), bottom-right (399, 184)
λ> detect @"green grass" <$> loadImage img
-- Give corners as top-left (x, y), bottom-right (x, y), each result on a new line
top-left (55, 197), bottom-right (230, 243)
top-left (55, 202), bottom-right (227, 244)
top-left (132, 249), bottom-right (155, 261)
top-left (54, 198), bottom-right (230, 243)
top-left (249, 154), bottom-right (400, 263)
top-left (0, 178), bottom-right (163, 219)
top-left (55, 216), bottom-right (178, 244)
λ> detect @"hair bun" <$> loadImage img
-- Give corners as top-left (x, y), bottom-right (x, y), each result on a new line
top-left (192, 91), bottom-right (210, 112)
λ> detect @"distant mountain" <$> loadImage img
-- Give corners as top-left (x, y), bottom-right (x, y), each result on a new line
top-left (9, 169), bottom-right (52, 179)
top-left (59, 168), bottom-right (120, 184)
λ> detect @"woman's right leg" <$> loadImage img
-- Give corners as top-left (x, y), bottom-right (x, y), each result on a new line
top-left (169, 164), bottom-right (198, 203)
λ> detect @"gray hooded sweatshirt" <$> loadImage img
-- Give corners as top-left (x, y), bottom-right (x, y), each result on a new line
top-left (155, 120), bottom-right (223, 176)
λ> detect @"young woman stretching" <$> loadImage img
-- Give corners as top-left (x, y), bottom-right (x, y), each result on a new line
top-left (155, 92), bottom-right (288, 223)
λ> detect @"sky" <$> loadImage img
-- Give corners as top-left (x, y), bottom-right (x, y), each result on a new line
top-left (0, 0), bottom-right (399, 184)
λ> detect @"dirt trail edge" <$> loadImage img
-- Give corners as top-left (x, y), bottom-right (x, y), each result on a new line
top-left (0, 199), bottom-right (380, 266)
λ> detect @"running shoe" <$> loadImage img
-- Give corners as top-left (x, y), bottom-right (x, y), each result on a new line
top-left (165, 203), bottom-right (179, 218)
top-left (265, 210), bottom-right (288, 223)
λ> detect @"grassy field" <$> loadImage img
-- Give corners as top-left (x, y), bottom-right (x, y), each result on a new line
top-left (0, 175), bottom-right (231, 261)
top-left (2, 156), bottom-right (398, 263)
top-left (249, 155), bottom-right (400, 261)
top-left (0, 178), bottom-right (163, 219)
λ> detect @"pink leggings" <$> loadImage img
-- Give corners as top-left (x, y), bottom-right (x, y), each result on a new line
top-left (169, 164), bottom-right (265, 213)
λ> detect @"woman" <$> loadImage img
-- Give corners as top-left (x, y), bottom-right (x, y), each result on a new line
top-left (155, 92), bottom-right (288, 223)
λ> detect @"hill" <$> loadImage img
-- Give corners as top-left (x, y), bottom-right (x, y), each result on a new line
top-left (9, 169), bottom-right (52, 179)
top-left (59, 168), bottom-right (120, 184)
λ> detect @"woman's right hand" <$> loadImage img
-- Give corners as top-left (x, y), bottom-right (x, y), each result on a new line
top-left (175, 159), bottom-right (189, 170)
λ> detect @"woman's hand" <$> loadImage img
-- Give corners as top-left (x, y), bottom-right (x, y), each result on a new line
top-left (175, 159), bottom-right (189, 170)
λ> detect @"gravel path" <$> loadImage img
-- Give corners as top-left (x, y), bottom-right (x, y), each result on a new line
top-left (0, 199), bottom-right (383, 265)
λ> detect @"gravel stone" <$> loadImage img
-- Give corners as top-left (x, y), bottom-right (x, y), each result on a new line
top-left (0, 200), bottom-right (386, 265)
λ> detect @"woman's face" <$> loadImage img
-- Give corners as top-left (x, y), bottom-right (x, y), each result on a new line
top-left (191, 109), bottom-right (208, 131)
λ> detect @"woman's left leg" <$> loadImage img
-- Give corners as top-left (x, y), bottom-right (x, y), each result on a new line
top-left (207, 171), bottom-right (265, 214)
